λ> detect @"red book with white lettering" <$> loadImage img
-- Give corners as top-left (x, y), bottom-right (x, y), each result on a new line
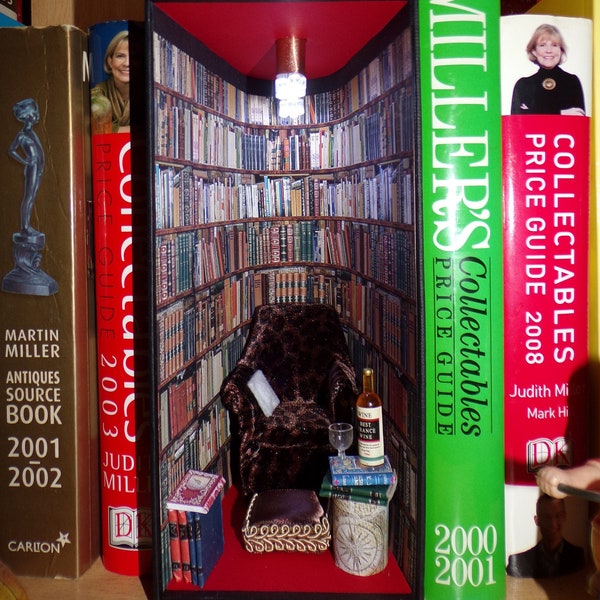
top-left (501, 13), bottom-right (592, 565)
top-left (89, 20), bottom-right (152, 576)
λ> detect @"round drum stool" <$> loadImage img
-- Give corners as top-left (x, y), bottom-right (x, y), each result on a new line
top-left (332, 496), bottom-right (388, 576)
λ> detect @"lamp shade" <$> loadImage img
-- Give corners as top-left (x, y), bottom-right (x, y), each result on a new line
top-left (276, 37), bottom-right (305, 75)
top-left (275, 37), bottom-right (306, 117)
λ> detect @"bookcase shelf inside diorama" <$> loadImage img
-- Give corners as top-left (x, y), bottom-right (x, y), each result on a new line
top-left (164, 485), bottom-right (411, 597)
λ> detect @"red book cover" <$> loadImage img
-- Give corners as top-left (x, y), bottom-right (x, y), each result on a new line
top-left (177, 510), bottom-right (192, 584)
top-left (167, 509), bottom-right (182, 583)
top-left (166, 470), bottom-right (226, 514)
top-left (501, 14), bottom-right (592, 564)
top-left (90, 21), bottom-right (152, 576)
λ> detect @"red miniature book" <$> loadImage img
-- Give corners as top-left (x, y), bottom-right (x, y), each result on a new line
top-left (166, 470), bottom-right (226, 514)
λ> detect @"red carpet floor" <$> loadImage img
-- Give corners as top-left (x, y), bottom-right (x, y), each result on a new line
top-left (169, 485), bottom-right (411, 595)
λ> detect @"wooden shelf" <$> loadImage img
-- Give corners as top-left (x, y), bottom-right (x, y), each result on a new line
top-left (506, 569), bottom-right (595, 599)
top-left (15, 484), bottom-right (598, 600)
top-left (30, 0), bottom-right (144, 30)
top-left (23, 3), bottom-right (597, 600)
top-left (18, 557), bottom-right (595, 600)
top-left (20, 559), bottom-right (151, 600)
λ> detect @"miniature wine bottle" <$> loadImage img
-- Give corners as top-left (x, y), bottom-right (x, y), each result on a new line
top-left (356, 367), bottom-right (384, 466)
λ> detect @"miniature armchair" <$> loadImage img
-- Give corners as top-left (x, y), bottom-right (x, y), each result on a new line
top-left (220, 303), bottom-right (358, 497)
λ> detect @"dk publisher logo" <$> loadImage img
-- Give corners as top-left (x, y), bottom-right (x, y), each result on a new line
top-left (527, 436), bottom-right (572, 472)
top-left (109, 506), bottom-right (152, 549)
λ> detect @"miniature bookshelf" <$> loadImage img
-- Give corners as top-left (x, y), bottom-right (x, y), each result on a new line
top-left (149, 2), bottom-right (420, 596)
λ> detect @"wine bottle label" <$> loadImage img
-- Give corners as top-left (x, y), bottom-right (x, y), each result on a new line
top-left (357, 406), bottom-right (384, 465)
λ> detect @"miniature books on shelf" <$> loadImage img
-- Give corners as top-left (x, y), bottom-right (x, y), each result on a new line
top-left (166, 470), bottom-right (226, 513)
top-left (328, 455), bottom-right (396, 487)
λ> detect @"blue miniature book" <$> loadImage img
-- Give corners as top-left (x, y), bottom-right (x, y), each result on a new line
top-left (328, 455), bottom-right (396, 487)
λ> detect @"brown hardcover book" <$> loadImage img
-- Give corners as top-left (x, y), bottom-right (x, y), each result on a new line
top-left (0, 26), bottom-right (99, 578)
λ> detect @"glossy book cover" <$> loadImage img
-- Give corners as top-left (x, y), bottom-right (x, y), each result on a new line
top-left (501, 13), bottom-right (592, 569)
top-left (418, 1), bottom-right (506, 597)
top-left (0, 25), bottom-right (98, 578)
top-left (89, 19), bottom-right (152, 576)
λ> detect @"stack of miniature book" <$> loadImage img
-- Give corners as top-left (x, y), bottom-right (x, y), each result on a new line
top-left (322, 455), bottom-right (397, 500)
top-left (165, 470), bottom-right (225, 588)
top-left (321, 455), bottom-right (397, 577)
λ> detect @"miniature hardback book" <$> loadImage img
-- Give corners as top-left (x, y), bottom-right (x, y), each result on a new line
top-left (193, 499), bottom-right (224, 587)
top-left (320, 471), bottom-right (397, 506)
top-left (0, 0), bottom-right (22, 23)
top-left (166, 470), bottom-right (226, 513)
top-left (0, 12), bottom-right (21, 26)
top-left (165, 473), bottom-right (225, 589)
top-left (328, 455), bottom-right (396, 487)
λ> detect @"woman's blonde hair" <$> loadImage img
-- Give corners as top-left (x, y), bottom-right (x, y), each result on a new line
top-left (526, 24), bottom-right (566, 65)
top-left (103, 30), bottom-right (129, 75)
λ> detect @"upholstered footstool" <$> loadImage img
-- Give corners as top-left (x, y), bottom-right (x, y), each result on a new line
top-left (242, 488), bottom-right (331, 553)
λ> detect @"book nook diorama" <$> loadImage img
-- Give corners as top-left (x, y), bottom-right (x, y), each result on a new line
top-left (148, 2), bottom-right (505, 599)
top-left (0, 0), bottom-right (600, 600)
top-left (148, 2), bottom-right (416, 597)
top-left (3, 2), bottom-right (597, 600)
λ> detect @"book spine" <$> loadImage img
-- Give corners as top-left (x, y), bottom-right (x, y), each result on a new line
top-left (0, 25), bottom-right (98, 578)
top-left (186, 511), bottom-right (198, 585)
top-left (320, 489), bottom-right (390, 506)
top-left (418, 2), bottom-right (505, 597)
top-left (167, 509), bottom-right (182, 583)
top-left (331, 473), bottom-right (395, 487)
top-left (321, 476), bottom-right (391, 500)
top-left (177, 510), bottom-right (192, 583)
top-left (89, 21), bottom-right (152, 576)
top-left (192, 512), bottom-right (203, 586)
top-left (501, 14), bottom-right (592, 562)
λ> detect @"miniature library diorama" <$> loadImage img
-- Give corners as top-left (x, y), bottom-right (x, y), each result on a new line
top-left (148, 2), bottom-right (418, 597)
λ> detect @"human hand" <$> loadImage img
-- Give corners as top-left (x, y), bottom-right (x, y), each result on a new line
top-left (537, 461), bottom-right (600, 498)
top-left (536, 466), bottom-right (568, 498)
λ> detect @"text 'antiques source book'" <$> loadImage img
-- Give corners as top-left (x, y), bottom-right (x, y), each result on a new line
top-left (89, 19), bottom-right (152, 576)
top-left (0, 25), bottom-right (98, 578)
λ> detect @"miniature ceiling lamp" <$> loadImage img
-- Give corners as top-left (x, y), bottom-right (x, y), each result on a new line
top-left (275, 36), bottom-right (307, 118)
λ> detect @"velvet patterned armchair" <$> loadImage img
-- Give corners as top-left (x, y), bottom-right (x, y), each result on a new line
top-left (220, 303), bottom-right (358, 497)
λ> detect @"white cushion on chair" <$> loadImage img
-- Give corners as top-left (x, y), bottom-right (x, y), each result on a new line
top-left (247, 369), bottom-right (280, 417)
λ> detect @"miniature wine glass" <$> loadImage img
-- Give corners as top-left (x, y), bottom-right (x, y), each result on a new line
top-left (329, 422), bottom-right (353, 461)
